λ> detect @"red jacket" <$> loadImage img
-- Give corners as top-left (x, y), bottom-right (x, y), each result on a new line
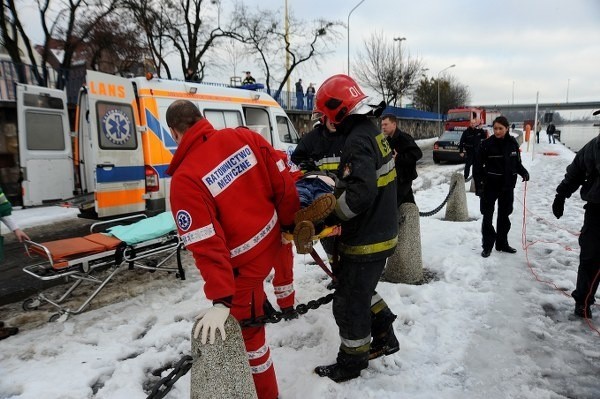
top-left (167, 119), bottom-right (300, 301)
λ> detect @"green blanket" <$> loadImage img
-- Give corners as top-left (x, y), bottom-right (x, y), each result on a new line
top-left (107, 212), bottom-right (176, 245)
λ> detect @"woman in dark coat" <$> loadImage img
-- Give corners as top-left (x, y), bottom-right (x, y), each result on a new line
top-left (473, 116), bottom-right (529, 258)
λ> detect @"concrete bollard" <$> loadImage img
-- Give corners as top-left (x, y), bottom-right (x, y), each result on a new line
top-left (191, 315), bottom-right (258, 399)
top-left (383, 202), bottom-right (423, 284)
top-left (469, 178), bottom-right (476, 193)
top-left (445, 172), bottom-right (469, 221)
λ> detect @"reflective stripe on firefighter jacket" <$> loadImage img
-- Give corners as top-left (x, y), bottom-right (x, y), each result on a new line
top-left (333, 115), bottom-right (398, 261)
top-left (291, 124), bottom-right (346, 173)
top-left (167, 119), bottom-right (300, 301)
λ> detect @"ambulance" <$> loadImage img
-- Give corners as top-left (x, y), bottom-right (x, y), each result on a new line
top-left (16, 70), bottom-right (300, 218)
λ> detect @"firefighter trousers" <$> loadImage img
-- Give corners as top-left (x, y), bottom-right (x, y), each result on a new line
top-left (480, 186), bottom-right (514, 251)
top-left (572, 204), bottom-right (600, 306)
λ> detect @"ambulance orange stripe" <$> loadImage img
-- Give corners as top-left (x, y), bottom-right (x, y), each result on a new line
top-left (137, 88), bottom-right (279, 107)
top-left (96, 188), bottom-right (145, 208)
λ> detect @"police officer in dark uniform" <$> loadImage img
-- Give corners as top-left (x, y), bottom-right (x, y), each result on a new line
top-left (311, 74), bottom-right (399, 383)
top-left (552, 110), bottom-right (600, 318)
top-left (474, 116), bottom-right (529, 258)
top-left (459, 118), bottom-right (488, 179)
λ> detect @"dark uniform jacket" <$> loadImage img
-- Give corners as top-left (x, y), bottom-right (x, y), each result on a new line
top-left (386, 128), bottom-right (422, 185)
top-left (333, 115), bottom-right (398, 261)
top-left (459, 127), bottom-right (487, 153)
top-left (291, 124), bottom-right (346, 173)
top-left (556, 135), bottom-right (600, 204)
top-left (474, 134), bottom-right (528, 192)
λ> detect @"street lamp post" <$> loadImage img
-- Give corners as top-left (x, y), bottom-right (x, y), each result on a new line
top-left (347, 0), bottom-right (366, 75)
top-left (437, 64), bottom-right (455, 134)
top-left (566, 78), bottom-right (570, 103)
top-left (393, 37), bottom-right (406, 106)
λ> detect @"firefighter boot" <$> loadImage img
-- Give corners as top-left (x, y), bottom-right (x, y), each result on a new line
top-left (294, 193), bottom-right (336, 225)
top-left (315, 349), bottom-right (369, 383)
top-left (370, 306), bottom-right (399, 360)
top-left (293, 220), bottom-right (315, 255)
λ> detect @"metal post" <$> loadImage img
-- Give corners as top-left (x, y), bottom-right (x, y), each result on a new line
top-left (285, 0), bottom-right (290, 109)
top-left (393, 37), bottom-right (406, 107)
top-left (437, 64), bottom-right (455, 134)
top-left (347, 0), bottom-right (366, 75)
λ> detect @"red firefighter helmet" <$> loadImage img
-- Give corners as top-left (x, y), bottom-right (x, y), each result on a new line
top-left (315, 74), bottom-right (369, 124)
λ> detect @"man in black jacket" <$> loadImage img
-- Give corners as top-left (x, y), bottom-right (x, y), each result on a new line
top-left (552, 114), bottom-right (600, 319)
top-left (312, 74), bottom-right (399, 383)
top-left (547, 122), bottom-right (557, 144)
top-left (381, 114), bottom-right (423, 205)
top-left (459, 119), bottom-right (488, 179)
top-left (474, 116), bottom-right (529, 258)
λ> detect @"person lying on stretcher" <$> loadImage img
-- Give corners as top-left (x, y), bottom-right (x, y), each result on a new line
top-left (287, 171), bottom-right (339, 254)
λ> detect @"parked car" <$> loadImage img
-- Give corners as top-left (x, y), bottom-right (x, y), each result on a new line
top-left (433, 130), bottom-right (464, 164)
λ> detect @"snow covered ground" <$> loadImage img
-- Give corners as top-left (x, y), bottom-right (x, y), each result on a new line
top-left (1, 140), bottom-right (598, 399)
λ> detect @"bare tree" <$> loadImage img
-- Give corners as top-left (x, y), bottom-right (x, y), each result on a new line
top-left (212, 38), bottom-right (250, 84)
top-left (83, 16), bottom-right (150, 76)
top-left (0, 0), bottom-right (45, 85)
top-left (412, 76), bottom-right (470, 114)
top-left (353, 31), bottom-right (425, 107)
top-left (230, 3), bottom-right (342, 100)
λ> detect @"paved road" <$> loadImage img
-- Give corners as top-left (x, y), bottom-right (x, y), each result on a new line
top-left (0, 217), bottom-right (94, 306)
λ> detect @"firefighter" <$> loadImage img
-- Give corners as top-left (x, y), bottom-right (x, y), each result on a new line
top-left (166, 100), bottom-right (300, 399)
top-left (312, 74), bottom-right (399, 383)
top-left (552, 112), bottom-right (600, 318)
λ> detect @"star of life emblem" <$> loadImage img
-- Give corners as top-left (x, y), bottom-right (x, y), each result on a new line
top-left (176, 210), bottom-right (192, 231)
top-left (102, 109), bottom-right (132, 145)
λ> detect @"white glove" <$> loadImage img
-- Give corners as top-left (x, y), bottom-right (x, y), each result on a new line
top-left (194, 303), bottom-right (230, 344)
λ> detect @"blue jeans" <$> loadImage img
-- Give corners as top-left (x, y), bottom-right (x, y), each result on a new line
top-left (306, 95), bottom-right (314, 111)
top-left (296, 94), bottom-right (304, 110)
top-left (295, 178), bottom-right (333, 208)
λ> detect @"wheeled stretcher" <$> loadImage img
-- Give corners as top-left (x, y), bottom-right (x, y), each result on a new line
top-left (22, 213), bottom-right (185, 321)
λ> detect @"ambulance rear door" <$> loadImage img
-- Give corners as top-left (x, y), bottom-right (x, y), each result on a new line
top-left (16, 84), bottom-right (73, 206)
top-left (85, 70), bottom-right (145, 218)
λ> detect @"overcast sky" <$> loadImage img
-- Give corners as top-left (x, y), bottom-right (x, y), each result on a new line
top-left (19, 0), bottom-right (600, 107)
top-left (212, 0), bottom-right (600, 106)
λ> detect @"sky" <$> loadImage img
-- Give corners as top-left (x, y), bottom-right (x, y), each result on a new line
top-left (17, 0), bottom-right (600, 107)
top-left (1, 133), bottom-right (599, 398)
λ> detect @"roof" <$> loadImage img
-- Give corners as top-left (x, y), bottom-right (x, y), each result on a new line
top-left (382, 105), bottom-right (442, 121)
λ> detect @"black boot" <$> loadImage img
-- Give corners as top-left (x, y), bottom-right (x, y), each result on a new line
top-left (574, 303), bottom-right (593, 319)
top-left (370, 325), bottom-right (399, 360)
top-left (495, 244), bottom-right (517, 253)
top-left (370, 306), bottom-right (399, 360)
top-left (0, 326), bottom-right (18, 340)
top-left (315, 350), bottom-right (368, 382)
top-left (481, 248), bottom-right (492, 258)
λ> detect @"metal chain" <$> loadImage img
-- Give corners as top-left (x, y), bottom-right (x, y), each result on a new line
top-left (147, 355), bottom-right (194, 399)
top-left (145, 293), bottom-right (334, 396)
top-left (240, 292), bottom-right (334, 327)
top-left (419, 180), bottom-right (458, 217)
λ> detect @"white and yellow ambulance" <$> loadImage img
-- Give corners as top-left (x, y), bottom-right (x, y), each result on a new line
top-left (17, 70), bottom-right (300, 218)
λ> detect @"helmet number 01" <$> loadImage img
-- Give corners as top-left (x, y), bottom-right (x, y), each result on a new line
top-left (349, 86), bottom-right (361, 98)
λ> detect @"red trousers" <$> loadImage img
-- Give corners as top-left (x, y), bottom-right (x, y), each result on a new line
top-left (230, 240), bottom-right (282, 399)
top-left (272, 242), bottom-right (295, 309)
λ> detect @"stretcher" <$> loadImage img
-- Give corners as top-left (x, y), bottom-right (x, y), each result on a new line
top-left (21, 213), bottom-right (185, 322)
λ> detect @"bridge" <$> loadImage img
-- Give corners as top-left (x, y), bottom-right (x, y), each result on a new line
top-left (475, 101), bottom-right (600, 112)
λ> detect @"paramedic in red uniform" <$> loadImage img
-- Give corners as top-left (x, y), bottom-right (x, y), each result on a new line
top-left (166, 100), bottom-right (300, 399)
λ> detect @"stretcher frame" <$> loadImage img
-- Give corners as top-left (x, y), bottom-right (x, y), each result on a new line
top-left (22, 214), bottom-right (185, 322)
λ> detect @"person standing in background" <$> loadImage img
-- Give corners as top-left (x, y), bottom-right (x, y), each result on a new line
top-left (474, 116), bottom-right (529, 258)
top-left (0, 187), bottom-right (30, 340)
top-left (380, 114), bottom-right (423, 205)
top-left (305, 83), bottom-right (316, 111)
top-left (458, 118), bottom-right (487, 180)
top-left (295, 79), bottom-right (304, 110)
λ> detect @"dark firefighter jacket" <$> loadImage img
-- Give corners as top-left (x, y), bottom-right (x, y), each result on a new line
top-left (333, 115), bottom-right (398, 261)
top-left (386, 128), bottom-right (422, 184)
top-left (474, 134), bottom-right (528, 192)
top-left (556, 134), bottom-right (600, 204)
top-left (291, 124), bottom-right (346, 173)
top-left (459, 127), bottom-right (487, 153)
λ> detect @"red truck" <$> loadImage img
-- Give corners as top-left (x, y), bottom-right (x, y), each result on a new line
top-left (444, 107), bottom-right (487, 130)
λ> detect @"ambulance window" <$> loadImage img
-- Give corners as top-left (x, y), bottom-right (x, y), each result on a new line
top-left (95, 102), bottom-right (137, 150)
top-left (244, 107), bottom-right (271, 143)
top-left (276, 115), bottom-right (299, 144)
top-left (204, 110), bottom-right (242, 129)
top-left (24, 111), bottom-right (65, 151)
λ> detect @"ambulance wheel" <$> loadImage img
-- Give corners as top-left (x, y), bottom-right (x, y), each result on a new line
top-left (22, 298), bottom-right (40, 311)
